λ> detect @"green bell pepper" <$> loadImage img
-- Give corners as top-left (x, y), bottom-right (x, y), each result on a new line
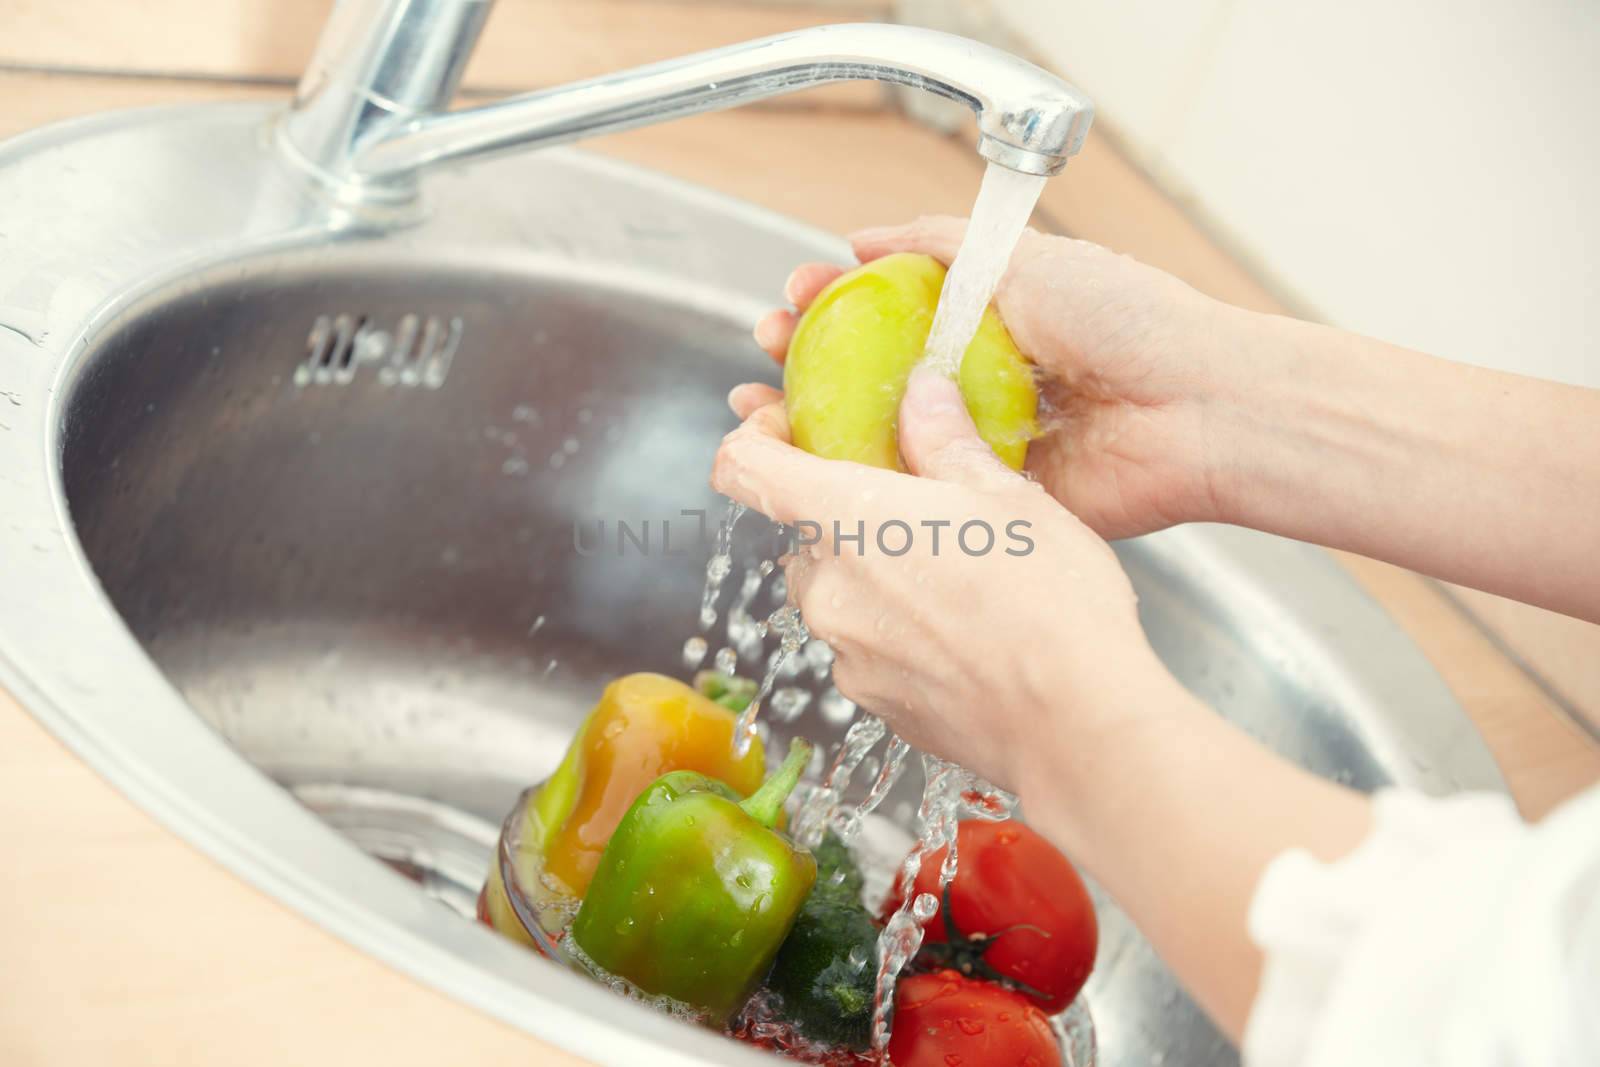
top-left (569, 739), bottom-right (817, 1026)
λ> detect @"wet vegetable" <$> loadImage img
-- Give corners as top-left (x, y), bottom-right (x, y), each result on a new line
top-left (481, 673), bottom-right (765, 947)
top-left (784, 252), bottom-right (1038, 471)
top-left (810, 832), bottom-right (867, 902)
top-left (570, 740), bottom-right (817, 1026)
top-left (767, 833), bottom-right (879, 1049)
top-left (885, 819), bottom-right (1098, 1014)
top-left (887, 970), bottom-right (1061, 1067)
top-left (695, 669), bottom-right (758, 712)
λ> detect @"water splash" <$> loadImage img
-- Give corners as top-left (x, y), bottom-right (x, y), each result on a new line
top-left (726, 565), bottom-right (769, 661)
top-left (818, 687), bottom-right (857, 725)
top-left (920, 162), bottom-right (1047, 379)
top-left (801, 638), bottom-right (835, 681)
top-left (698, 500), bottom-right (746, 630)
top-left (791, 715), bottom-right (887, 848)
top-left (731, 604), bottom-right (808, 758)
top-left (832, 734), bottom-right (910, 842)
top-left (564, 934), bottom-right (707, 1025)
top-left (768, 687), bottom-right (812, 723)
top-left (869, 755), bottom-right (1019, 1052)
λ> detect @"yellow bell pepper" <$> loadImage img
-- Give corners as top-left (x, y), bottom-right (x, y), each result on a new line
top-left (482, 673), bottom-right (766, 947)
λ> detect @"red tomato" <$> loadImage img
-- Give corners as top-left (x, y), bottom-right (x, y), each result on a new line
top-left (884, 820), bottom-right (1097, 1014)
top-left (888, 970), bottom-right (1061, 1067)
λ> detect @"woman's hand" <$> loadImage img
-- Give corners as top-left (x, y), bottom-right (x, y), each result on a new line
top-left (753, 216), bottom-right (1244, 540)
top-left (712, 369), bottom-right (1374, 1042)
top-left (757, 216), bottom-right (1600, 622)
top-left (713, 367), bottom-right (1174, 792)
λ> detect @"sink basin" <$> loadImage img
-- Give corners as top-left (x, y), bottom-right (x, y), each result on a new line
top-left (0, 103), bottom-right (1502, 1067)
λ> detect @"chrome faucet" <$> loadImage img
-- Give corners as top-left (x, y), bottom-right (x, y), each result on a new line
top-left (280, 0), bottom-right (1094, 204)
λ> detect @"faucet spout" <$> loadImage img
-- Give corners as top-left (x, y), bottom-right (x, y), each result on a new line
top-left (283, 14), bottom-right (1092, 202)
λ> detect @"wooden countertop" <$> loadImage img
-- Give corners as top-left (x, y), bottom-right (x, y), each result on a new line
top-left (3, 4), bottom-right (1597, 1064)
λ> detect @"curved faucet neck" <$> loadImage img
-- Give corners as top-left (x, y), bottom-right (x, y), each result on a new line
top-left (280, 0), bottom-right (1093, 205)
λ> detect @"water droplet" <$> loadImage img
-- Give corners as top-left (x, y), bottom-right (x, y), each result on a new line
top-left (713, 646), bottom-right (739, 674)
top-left (819, 687), bottom-right (856, 725)
top-left (802, 638), bottom-right (835, 680)
top-left (681, 635), bottom-right (708, 669)
top-left (769, 687), bottom-right (811, 723)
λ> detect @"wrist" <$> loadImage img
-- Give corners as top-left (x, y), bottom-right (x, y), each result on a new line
top-left (1188, 303), bottom-right (1366, 532)
top-left (1012, 650), bottom-right (1203, 861)
top-left (1130, 297), bottom-right (1291, 531)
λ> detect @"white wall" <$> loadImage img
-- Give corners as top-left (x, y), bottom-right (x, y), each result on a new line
top-left (992, 0), bottom-right (1600, 387)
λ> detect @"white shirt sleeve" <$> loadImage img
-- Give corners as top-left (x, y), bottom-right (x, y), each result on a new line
top-left (1243, 782), bottom-right (1600, 1067)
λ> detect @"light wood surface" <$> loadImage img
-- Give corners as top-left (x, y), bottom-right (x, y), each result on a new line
top-left (0, 685), bottom-right (589, 1067)
top-left (2, 0), bottom-right (886, 107)
top-left (3, 4), bottom-right (1598, 1063)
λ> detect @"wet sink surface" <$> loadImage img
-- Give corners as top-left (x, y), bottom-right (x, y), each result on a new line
top-left (61, 256), bottom-right (1441, 1065)
top-left (2, 105), bottom-right (1502, 1067)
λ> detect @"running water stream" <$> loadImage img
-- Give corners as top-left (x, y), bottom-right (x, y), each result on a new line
top-left (691, 159), bottom-right (1051, 1056)
top-left (862, 158), bottom-right (1046, 1053)
top-left (919, 162), bottom-right (1048, 379)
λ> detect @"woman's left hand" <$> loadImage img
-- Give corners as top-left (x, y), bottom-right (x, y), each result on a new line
top-left (710, 369), bottom-right (1169, 794)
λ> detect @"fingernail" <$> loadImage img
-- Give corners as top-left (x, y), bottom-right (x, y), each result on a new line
top-left (847, 225), bottom-right (894, 244)
top-left (903, 365), bottom-right (964, 416)
top-left (752, 312), bottom-right (782, 351)
top-left (782, 272), bottom-right (807, 305)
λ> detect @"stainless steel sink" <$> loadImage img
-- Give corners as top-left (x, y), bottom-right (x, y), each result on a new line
top-left (0, 103), bottom-right (1503, 1067)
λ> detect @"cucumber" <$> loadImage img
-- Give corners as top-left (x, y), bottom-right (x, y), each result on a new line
top-left (767, 833), bottom-right (879, 1050)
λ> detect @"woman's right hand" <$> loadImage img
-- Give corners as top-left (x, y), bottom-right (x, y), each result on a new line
top-left (754, 216), bottom-right (1247, 540)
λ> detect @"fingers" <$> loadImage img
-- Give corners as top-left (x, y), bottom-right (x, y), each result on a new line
top-left (898, 366), bottom-right (1021, 490)
top-left (753, 263), bottom-right (847, 364)
top-left (780, 549), bottom-right (847, 652)
top-left (850, 216), bottom-right (968, 267)
top-left (728, 382), bottom-right (783, 420)
top-left (711, 400), bottom-right (830, 526)
top-left (752, 310), bottom-right (796, 362)
top-left (785, 263), bottom-right (846, 308)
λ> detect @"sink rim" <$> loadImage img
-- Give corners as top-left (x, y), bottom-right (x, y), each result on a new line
top-left (0, 100), bottom-right (836, 1067)
top-left (0, 101), bottom-right (1505, 1066)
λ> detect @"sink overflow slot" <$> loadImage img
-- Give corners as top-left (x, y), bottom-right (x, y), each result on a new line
top-left (295, 312), bottom-right (463, 389)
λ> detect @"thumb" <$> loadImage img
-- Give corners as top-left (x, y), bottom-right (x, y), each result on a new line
top-left (898, 366), bottom-right (1021, 490)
